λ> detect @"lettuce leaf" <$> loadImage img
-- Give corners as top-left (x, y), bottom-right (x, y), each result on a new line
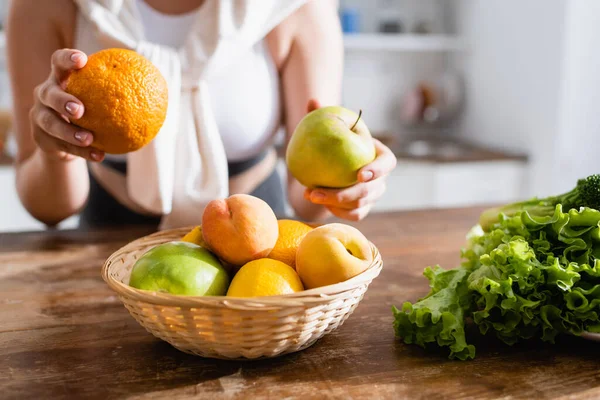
top-left (393, 205), bottom-right (600, 360)
top-left (392, 266), bottom-right (475, 360)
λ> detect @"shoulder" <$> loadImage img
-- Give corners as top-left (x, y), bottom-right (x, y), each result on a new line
top-left (265, 0), bottom-right (341, 70)
top-left (285, 0), bottom-right (340, 27)
top-left (8, 0), bottom-right (77, 48)
top-left (9, 0), bottom-right (77, 21)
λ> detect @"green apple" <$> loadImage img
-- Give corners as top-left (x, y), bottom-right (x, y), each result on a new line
top-left (129, 241), bottom-right (230, 296)
top-left (286, 106), bottom-right (376, 188)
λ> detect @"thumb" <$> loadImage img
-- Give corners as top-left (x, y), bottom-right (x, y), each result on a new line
top-left (306, 98), bottom-right (321, 113)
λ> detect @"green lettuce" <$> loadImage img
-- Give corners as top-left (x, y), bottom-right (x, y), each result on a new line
top-left (393, 205), bottom-right (600, 360)
top-left (392, 266), bottom-right (475, 360)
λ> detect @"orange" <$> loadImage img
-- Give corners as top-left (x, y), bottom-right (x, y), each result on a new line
top-left (267, 219), bottom-right (313, 269)
top-left (226, 258), bottom-right (304, 297)
top-left (65, 48), bottom-right (168, 154)
top-left (181, 226), bottom-right (209, 249)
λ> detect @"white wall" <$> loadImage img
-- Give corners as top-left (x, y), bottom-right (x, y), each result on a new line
top-left (553, 0), bottom-right (600, 193)
top-left (342, 51), bottom-right (448, 135)
top-left (339, 0), bottom-right (453, 135)
top-left (454, 0), bottom-right (568, 197)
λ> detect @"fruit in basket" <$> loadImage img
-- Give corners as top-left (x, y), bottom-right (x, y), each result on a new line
top-left (129, 241), bottom-right (229, 296)
top-left (202, 194), bottom-right (279, 266)
top-left (181, 225), bottom-right (209, 249)
top-left (296, 223), bottom-right (373, 289)
top-left (267, 219), bottom-right (313, 269)
top-left (285, 106), bottom-right (376, 188)
top-left (226, 258), bottom-right (304, 297)
top-left (65, 48), bottom-right (168, 154)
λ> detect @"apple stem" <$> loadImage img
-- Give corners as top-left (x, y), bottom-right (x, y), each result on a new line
top-left (350, 109), bottom-right (362, 131)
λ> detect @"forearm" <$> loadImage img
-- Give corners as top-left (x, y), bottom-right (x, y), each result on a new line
top-left (16, 150), bottom-right (89, 226)
top-left (278, 0), bottom-right (344, 222)
top-left (287, 177), bottom-right (331, 222)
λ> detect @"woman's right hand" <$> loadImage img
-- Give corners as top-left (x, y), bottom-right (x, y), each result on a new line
top-left (30, 49), bottom-right (104, 163)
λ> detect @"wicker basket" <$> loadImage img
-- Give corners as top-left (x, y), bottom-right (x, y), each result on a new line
top-left (101, 227), bottom-right (383, 360)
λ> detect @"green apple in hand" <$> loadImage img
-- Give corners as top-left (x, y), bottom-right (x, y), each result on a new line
top-left (286, 106), bottom-right (376, 188)
top-left (129, 241), bottom-right (230, 296)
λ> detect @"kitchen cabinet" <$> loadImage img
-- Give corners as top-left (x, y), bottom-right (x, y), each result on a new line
top-left (343, 33), bottom-right (465, 52)
top-left (372, 158), bottom-right (526, 212)
top-left (371, 135), bottom-right (528, 212)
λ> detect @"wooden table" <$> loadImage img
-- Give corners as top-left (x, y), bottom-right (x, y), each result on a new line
top-left (2, 207), bottom-right (600, 400)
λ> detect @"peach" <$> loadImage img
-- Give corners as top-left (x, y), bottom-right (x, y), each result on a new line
top-left (201, 194), bottom-right (279, 266)
top-left (295, 223), bottom-right (373, 289)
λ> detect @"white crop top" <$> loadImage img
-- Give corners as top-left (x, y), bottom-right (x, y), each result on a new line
top-left (116, 0), bottom-right (282, 162)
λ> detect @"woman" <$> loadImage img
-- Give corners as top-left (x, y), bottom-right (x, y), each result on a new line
top-left (6, 0), bottom-right (397, 230)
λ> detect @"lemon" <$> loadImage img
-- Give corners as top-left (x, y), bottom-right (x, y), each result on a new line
top-left (226, 258), bottom-right (304, 297)
top-left (181, 225), bottom-right (209, 248)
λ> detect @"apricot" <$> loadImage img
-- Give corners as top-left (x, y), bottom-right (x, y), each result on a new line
top-left (201, 194), bottom-right (279, 266)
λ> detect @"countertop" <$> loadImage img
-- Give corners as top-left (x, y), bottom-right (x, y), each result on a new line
top-left (2, 208), bottom-right (600, 399)
top-left (275, 135), bottom-right (529, 165)
top-left (376, 134), bottom-right (529, 164)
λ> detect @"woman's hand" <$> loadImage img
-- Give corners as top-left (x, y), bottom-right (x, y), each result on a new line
top-left (30, 49), bottom-right (104, 162)
top-left (302, 99), bottom-right (397, 221)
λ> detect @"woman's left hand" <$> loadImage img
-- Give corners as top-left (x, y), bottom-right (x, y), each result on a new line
top-left (304, 137), bottom-right (397, 221)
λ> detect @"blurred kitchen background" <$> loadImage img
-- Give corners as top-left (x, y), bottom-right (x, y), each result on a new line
top-left (0, 0), bottom-right (599, 232)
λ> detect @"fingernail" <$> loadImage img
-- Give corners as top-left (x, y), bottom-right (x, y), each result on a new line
top-left (66, 102), bottom-right (80, 115)
top-left (74, 131), bottom-right (90, 143)
top-left (360, 170), bottom-right (374, 182)
top-left (311, 192), bottom-right (326, 202)
top-left (90, 150), bottom-right (103, 161)
top-left (71, 53), bottom-right (83, 63)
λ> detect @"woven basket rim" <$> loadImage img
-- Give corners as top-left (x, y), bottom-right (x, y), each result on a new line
top-left (101, 226), bottom-right (383, 309)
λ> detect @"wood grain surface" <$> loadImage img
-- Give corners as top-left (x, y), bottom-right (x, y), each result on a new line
top-left (2, 208), bottom-right (600, 400)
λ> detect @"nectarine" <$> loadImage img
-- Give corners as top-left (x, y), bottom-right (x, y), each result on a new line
top-left (201, 194), bottom-right (279, 266)
top-left (295, 223), bottom-right (373, 289)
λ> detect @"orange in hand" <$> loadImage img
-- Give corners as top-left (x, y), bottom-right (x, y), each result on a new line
top-left (65, 48), bottom-right (169, 154)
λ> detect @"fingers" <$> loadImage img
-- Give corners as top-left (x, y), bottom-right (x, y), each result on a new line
top-left (51, 49), bottom-right (87, 83)
top-left (31, 103), bottom-right (93, 147)
top-left (306, 98), bottom-right (321, 113)
top-left (298, 128), bottom-right (397, 222)
top-left (27, 48), bottom-right (100, 163)
top-left (305, 178), bottom-right (386, 209)
top-left (30, 105), bottom-right (103, 162)
top-left (33, 122), bottom-right (104, 162)
top-left (305, 182), bottom-right (370, 208)
top-left (326, 204), bottom-right (372, 221)
top-left (357, 138), bottom-right (397, 183)
top-left (35, 81), bottom-right (85, 120)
